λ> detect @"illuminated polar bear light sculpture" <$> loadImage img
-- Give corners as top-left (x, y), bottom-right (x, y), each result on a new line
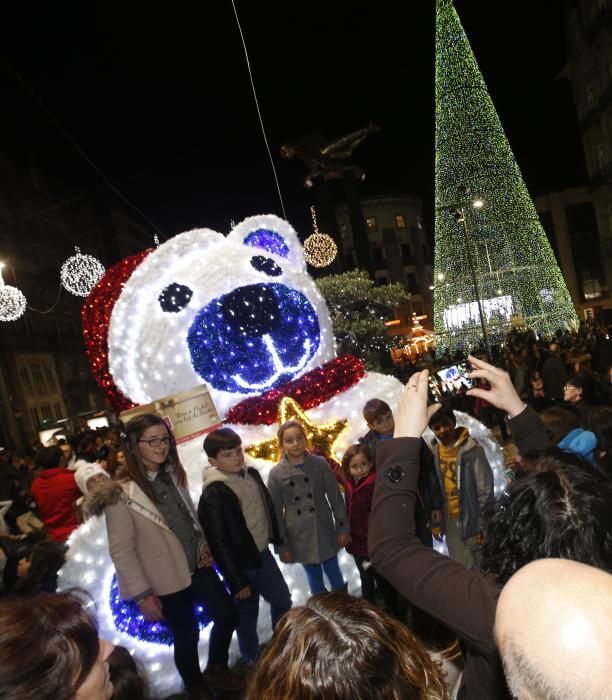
top-left (59, 214), bottom-right (505, 697)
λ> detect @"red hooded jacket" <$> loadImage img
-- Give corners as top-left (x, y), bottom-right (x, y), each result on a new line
top-left (31, 468), bottom-right (80, 542)
top-left (339, 470), bottom-right (376, 558)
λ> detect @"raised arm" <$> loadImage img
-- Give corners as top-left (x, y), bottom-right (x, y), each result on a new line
top-left (369, 371), bottom-right (499, 654)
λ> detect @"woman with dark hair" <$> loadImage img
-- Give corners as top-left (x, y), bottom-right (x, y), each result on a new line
top-left (12, 539), bottom-right (67, 594)
top-left (369, 357), bottom-right (612, 700)
top-left (245, 592), bottom-right (449, 700)
top-left (0, 591), bottom-right (114, 700)
top-left (87, 413), bottom-right (241, 700)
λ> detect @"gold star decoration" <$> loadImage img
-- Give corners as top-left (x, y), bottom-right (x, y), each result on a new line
top-left (244, 396), bottom-right (347, 462)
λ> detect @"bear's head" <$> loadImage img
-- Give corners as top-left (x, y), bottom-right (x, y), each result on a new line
top-left (84, 215), bottom-right (335, 415)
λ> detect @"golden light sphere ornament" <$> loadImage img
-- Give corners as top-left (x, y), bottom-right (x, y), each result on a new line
top-left (245, 396), bottom-right (347, 462)
top-left (303, 206), bottom-right (337, 268)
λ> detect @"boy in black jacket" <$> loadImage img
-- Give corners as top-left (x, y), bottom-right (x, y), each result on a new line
top-left (198, 428), bottom-right (291, 666)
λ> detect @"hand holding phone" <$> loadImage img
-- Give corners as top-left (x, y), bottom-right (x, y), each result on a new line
top-left (466, 355), bottom-right (526, 418)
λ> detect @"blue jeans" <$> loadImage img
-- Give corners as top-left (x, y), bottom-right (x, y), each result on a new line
top-left (303, 555), bottom-right (345, 595)
top-left (235, 548), bottom-right (292, 663)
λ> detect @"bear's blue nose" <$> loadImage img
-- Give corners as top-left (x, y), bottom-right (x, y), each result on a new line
top-left (218, 283), bottom-right (281, 335)
top-left (187, 282), bottom-right (320, 394)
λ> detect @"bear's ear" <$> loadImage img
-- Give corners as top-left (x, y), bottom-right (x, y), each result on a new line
top-left (228, 214), bottom-right (306, 272)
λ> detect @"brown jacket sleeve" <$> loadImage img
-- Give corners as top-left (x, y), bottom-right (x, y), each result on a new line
top-left (369, 438), bottom-right (508, 699)
top-left (508, 405), bottom-right (552, 455)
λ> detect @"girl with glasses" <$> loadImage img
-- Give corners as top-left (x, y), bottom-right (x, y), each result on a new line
top-left (89, 413), bottom-right (242, 700)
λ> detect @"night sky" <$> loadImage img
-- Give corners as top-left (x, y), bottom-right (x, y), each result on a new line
top-left (1, 1), bottom-right (586, 245)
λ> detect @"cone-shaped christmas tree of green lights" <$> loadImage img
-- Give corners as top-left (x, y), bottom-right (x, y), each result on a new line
top-left (434, 0), bottom-right (578, 353)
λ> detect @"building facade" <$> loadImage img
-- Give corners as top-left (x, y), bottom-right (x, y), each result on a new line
top-left (0, 154), bottom-right (152, 449)
top-left (535, 186), bottom-right (611, 320)
top-left (335, 195), bottom-right (434, 335)
top-left (562, 0), bottom-right (612, 293)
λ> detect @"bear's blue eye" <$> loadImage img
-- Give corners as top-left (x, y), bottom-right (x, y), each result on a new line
top-left (250, 255), bottom-right (282, 277)
top-left (159, 283), bottom-right (193, 312)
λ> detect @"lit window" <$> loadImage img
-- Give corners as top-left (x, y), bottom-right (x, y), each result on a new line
top-left (395, 214), bottom-right (406, 229)
top-left (366, 216), bottom-right (377, 231)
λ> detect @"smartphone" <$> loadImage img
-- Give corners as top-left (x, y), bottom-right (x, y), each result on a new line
top-left (428, 361), bottom-right (474, 402)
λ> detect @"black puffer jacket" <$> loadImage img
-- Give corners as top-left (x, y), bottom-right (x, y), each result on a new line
top-left (197, 468), bottom-right (282, 595)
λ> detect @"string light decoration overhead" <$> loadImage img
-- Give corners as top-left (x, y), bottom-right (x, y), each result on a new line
top-left (303, 206), bottom-right (337, 268)
top-left (0, 263), bottom-right (27, 322)
top-left (433, 0), bottom-right (577, 353)
top-left (60, 246), bottom-right (105, 297)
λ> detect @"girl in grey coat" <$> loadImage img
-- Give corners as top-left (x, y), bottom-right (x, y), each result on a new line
top-left (267, 420), bottom-right (351, 595)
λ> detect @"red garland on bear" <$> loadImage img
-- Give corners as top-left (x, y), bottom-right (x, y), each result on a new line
top-left (226, 355), bottom-right (365, 426)
top-left (82, 250), bottom-right (152, 412)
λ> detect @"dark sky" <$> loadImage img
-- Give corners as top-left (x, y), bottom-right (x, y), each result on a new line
top-left (1, 1), bottom-right (586, 244)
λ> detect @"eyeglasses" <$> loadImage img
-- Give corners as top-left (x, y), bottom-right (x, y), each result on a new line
top-left (137, 436), bottom-right (171, 448)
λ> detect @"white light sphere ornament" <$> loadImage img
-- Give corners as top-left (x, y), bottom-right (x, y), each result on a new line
top-left (0, 264), bottom-right (27, 322)
top-left (304, 205), bottom-right (337, 268)
top-left (61, 246), bottom-right (105, 297)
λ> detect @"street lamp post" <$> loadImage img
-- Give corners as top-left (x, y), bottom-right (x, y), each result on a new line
top-left (450, 205), bottom-right (491, 358)
top-left (436, 185), bottom-right (491, 357)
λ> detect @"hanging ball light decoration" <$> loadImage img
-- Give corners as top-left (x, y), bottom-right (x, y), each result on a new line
top-left (60, 246), bottom-right (105, 297)
top-left (0, 264), bottom-right (27, 322)
top-left (303, 206), bottom-right (337, 268)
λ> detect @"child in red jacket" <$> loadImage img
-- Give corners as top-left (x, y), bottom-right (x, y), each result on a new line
top-left (338, 444), bottom-right (399, 615)
top-left (31, 446), bottom-right (80, 542)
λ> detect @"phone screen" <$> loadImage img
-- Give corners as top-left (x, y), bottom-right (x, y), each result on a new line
top-left (428, 362), bottom-right (474, 402)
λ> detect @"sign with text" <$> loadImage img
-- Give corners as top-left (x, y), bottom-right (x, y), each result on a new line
top-left (120, 385), bottom-right (221, 444)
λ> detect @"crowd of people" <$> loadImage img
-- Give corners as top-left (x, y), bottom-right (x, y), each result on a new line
top-left (0, 321), bottom-right (611, 699)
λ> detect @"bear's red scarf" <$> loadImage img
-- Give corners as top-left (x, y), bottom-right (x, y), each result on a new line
top-left (225, 355), bottom-right (364, 425)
